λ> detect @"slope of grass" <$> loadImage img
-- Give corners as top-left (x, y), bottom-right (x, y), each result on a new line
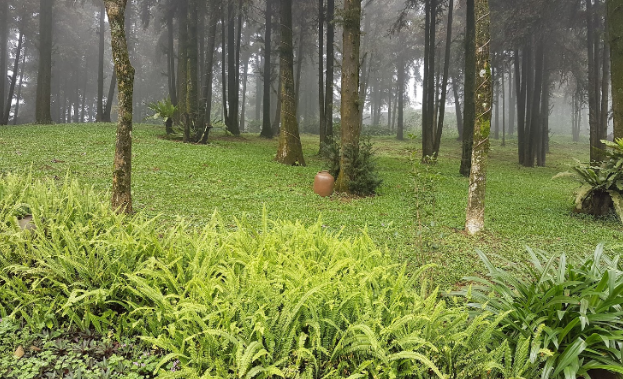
top-left (1, 123), bottom-right (621, 287)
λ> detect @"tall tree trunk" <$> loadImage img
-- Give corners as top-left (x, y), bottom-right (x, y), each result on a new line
top-left (335, 0), bottom-right (362, 193)
top-left (527, 40), bottom-right (544, 167)
top-left (105, 0), bottom-right (135, 214)
top-left (177, 0), bottom-right (188, 126)
top-left (508, 65), bottom-right (515, 136)
top-left (221, 9), bottom-right (229, 126)
top-left (600, 32), bottom-right (610, 143)
top-left (185, 0), bottom-right (199, 142)
top-left (494, 69), bottom-right (499, 139)
top-left (422, 0), bottom-right (437, 159)
top-left (433, 0), bottom-right (454, 156)
top-left (324, 0), bottom-right (336, 144)
top-left (240, 26), bottom-right (252, 132)
top-left (96, 2), bottom-right (106, 121)
top-left (3, 29), bottom-right (23, 125)
top-left (276, 0), bottom-right (305, 165)
top-left (13, 48), bottom-right (26, 125)
top-left (460, 0), bottom-right (476, 176)
top-left (587, 0), bottom-right (604, 162)
top-left (502, 68), bottom-right (506, 146)
top-left (295, 22), bottom-right (305, 122)
top-left (318, 0), bottom-right (326, 150)
top-left (465, 0), bottom-right (491, 235)
top-left (397, 58), bottom-right (405, 140)
top-left (199, 2), bottom-right (218, 143)
top-left (103, 71), bottom-right (117, 122)
top-left (0, 0), bottom-right (8, 122)
top-left (166, 3), bottom-right (177, 106)
top-left (609, 0), bottom-right (623, 140)
top-left (260, 0), bottom-right (273, 138)
top-left (226, 1), bottom-right (240, 135)
top-left (453, 78), bottom-right (464, 140)
top-left (36, 0), bottom-right (54, 124)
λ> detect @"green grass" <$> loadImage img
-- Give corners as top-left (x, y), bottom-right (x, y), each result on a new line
top-left (1, 123), bottom-right (621, 287)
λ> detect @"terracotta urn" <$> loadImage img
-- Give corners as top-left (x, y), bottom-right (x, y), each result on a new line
top-left (313, 171), bottom-right (334, 197)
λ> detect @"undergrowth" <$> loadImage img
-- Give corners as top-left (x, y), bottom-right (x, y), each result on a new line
top-left (0, 174), bottom-right (539, 378)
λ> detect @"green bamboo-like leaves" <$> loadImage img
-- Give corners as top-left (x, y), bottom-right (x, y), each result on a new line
top-left (459, 245), bottom-right (623, 378)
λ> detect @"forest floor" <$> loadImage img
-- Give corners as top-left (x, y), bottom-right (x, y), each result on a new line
top-left (1, 123), bottom-right (621, 288)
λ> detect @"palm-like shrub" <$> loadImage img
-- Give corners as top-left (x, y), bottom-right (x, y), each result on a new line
top-left (457, 246), bottom-right (623, 379)
top-left (571, 138), bottom-right (623, 221)
top-left (148, 98), bottom-right (177, 134)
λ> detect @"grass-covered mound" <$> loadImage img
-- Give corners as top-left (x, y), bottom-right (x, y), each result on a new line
top-left (0, 174), bottom-right (536, 378)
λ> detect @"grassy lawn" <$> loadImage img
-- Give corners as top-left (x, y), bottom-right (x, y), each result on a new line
top-left (1, 123), bottom-right (621, 288)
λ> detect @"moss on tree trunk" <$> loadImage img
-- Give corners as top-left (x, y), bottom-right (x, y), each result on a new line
top-left (465, 0), bottom-right (491, 235)
top-left (335, 0), bottom-right (362, 193)
top-left (105, 0), bottom-right (135, 214)
top-left (276, 0), bottom-right (305, 166)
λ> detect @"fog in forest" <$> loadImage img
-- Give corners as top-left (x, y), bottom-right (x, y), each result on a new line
top-left (0, 0), bottom-right (611, 154)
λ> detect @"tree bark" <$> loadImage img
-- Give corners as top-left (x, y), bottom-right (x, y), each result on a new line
top-left (177, 0), bottom-right (188, 126)
top-left (586, 0), bottom-right (605, 163)
top-left (609, 0), bottom-right (623, 140)
top-left (185, 0), bottom-right (199, 142)
top-left (465, 0), bottom-right (491, 235)
top-left (335, 0), bottom-right (362, 193)
top-left (453, 78), bottom-right (464, 140)
top-left (422, 0), bottom-right (437, 159)
top-left (324, 0), bottom-right (336, 145)
top-left (36, 0), bottom-right (54, 124)
top-left (96, 2), bottom-right (106, 122)
top-left (0, 0), bottom-right (8, 122)
top-left (105, 0), bottom-right (135, 214)
top-left (261, 0), bottom-right (274, 138)
top-left (226, 1), bottom-right (240, 135)
top-left (276, 0), bottom-right (306, 166)
top-left (433, 0), bottom-right (454, 156)
top-left (166, 1), bottom-right (177, 106)
top-left (102, 70), bottom-right (117, 122)
top-left (13, 47), bottom-right (26, 125)
top-left (460, 0), bottom-right (476, 176)
top-left (318, 0), bottom-right (326, 150)
top-left (3, 28), bottom-right (23, 125)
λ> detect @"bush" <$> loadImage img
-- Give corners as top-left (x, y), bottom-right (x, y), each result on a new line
top-left (327, 137), bottom-right (383, 196)
top-left (455, 246), bottom-right (623, 379)
top-left (0, 174), bottom-right (537, 378)
top-left (569, 138), bottom-right (623, 221)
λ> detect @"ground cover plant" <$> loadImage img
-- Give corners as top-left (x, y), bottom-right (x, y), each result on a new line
top-left (0, 173), bottom-right (544, 378)
top-left (455, 246), bottom-right (623, 378)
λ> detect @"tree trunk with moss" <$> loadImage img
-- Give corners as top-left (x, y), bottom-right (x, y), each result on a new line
top-left (335, 0), bottom-right (362, 193)
top-left (276, 0), bottom-right (305, 166)
top-left (609, 0), bottom-right (623, 140)
top-left (465, 0), bottom-right (491, 235)
top-left (460, 0), bottom-right (476, 176)
top-left (105, 0), bottom-right (135, 214)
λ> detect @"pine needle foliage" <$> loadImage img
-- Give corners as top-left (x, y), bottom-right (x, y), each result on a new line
top-left (327, 137), bottom-right (382, 196)
top-left (0, 174), bottom-right (530, 378)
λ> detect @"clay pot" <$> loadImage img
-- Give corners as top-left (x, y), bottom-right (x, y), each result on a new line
top-left (313, 171), bottom-right (334, 197)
